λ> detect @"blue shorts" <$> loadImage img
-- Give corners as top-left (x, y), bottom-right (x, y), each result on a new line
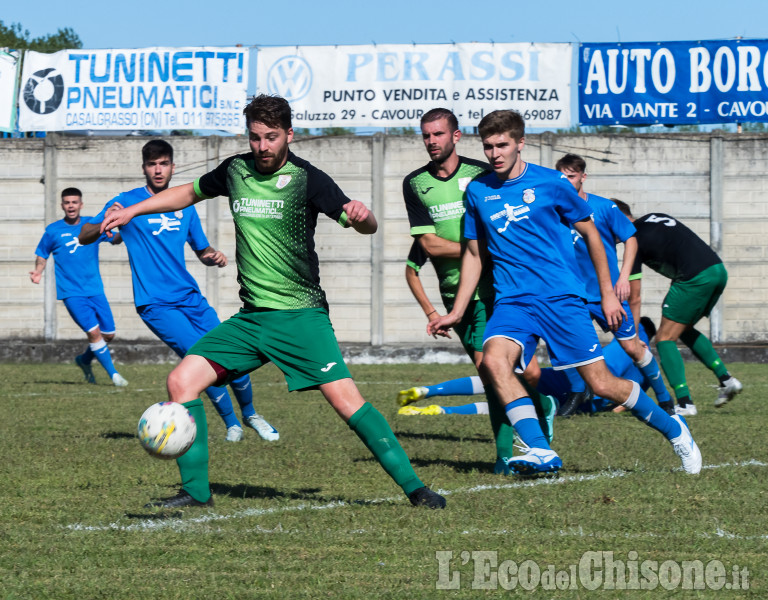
top-left (586, 300), bottom-right (637, 340)
top-left (483, 295), bottom-right (604, 371)
top-left (137, 291), bottom-right (221, 359)
top-left (63, 294), bottom-right (116, 335)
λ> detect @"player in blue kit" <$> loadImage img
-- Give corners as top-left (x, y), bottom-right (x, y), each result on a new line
top-left (79, 140), bottom-right (278, 443)
top-left (555, 154), bottom-right (673, 416)
top-left (31, 188), bottom-right (127, 386)
top-left (428, 110), bottom-right (701, 476)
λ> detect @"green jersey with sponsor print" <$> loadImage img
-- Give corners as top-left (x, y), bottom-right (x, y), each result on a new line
top-left (195, 151), bottom-right (350, 311)
top-left (403, 156), bottom-right (493, 303)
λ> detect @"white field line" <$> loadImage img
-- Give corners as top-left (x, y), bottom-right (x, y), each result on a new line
top-left (64, 459), bottom-right (766, 534)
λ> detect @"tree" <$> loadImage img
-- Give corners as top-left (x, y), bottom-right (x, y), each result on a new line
top-left (0, 20), bottom-right (82, 52)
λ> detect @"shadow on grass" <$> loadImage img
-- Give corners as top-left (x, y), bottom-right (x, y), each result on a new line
top-left (353, 454), bottom-right (494, 474)
top-left (101, 431), bottom-right (135, 439)
top-left (210, 483), bottom-right (325, 501)
top-left (394, 431), bottom-right (490, 443)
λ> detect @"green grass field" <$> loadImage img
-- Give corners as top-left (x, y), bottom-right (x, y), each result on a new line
top-left (1, 360), bottom-right (765, 599)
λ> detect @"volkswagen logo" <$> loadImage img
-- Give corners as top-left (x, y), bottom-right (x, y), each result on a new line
top-left (266, 55), bottom-right (312, 102)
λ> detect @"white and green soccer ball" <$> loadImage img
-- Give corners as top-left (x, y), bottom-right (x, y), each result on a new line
top-left (137, 402), bottom-right (196, 460)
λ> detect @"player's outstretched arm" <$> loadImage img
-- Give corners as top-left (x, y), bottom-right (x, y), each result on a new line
top-left (615, 235), bottom-right (638, 302)
top-left (574, 218), bottom-right (626, 330)
top-left (343, 200), bottom-right (377, 234)
top-left (100, 183), bottom-right (200, 235)
top-left (405, 264), bottom-right (450, 338)
top-left (196, 246), bottom-right (228, 268)
top-left (29, 256), bottom-right (46, 283)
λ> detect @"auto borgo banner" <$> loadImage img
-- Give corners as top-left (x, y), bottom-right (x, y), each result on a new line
top-left (18, 47), bottom-right (248, 133)
top-left (257, 43), bottom-right (572, 128)
top-left (579, 39), bottom-right (768, 125)
top-left (0, 49), bottom-right (20, 132)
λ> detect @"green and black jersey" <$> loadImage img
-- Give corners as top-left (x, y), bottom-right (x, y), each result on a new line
top-left (403, 156), bottom-right (492, 303)
top-left (630, 213), bottom-right (722, 282)
top-left (194, 151), bottom-right (350, 311)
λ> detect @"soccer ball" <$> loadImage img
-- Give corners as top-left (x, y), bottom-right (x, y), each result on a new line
top-left (137, 402), bottom-right (197, 460)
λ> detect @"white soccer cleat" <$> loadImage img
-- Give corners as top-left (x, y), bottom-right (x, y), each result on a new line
top-left (675, 404), bottom-right (698, 417)
top-left (112, 373), bottom-right (129, 387)
top-left (225, 425), bottom-right (244, 442)
top-left (397, 386), bottom-right (429, 407)
top-left (506, 446), bottom-right (562, 476)
top-left (245, 413), bottom-right (279, 441)
top-left (715, 377), bottom-right (742, 408)
top-left (670, 414), bottom-right (702, 475)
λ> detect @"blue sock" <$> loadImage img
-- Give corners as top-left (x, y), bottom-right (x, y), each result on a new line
top-left (90, 340), bottom-right (117, 378)
top-left (427, 376), bottom-right (483, 397)
top-left (81, 347), bottom-right (95, 364)
top-left (563, 368), bottom-right (587, 393)
top-left (504, 397), bottom-right (550, 450)
top-left (205, 386), bottom-right (240, 428)
top-left (623, 381), bottom-right (682, 440)
top-left (230, 375), bottom-right (255, 419)
top-left (636, 349), bottom-right (672, 404)
top-left (443, 403), bottom-right (481, 415)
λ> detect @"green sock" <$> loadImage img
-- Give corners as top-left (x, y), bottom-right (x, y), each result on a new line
top-left (656, 341), bottom-right (690, 401)
top-left (348, 402), bottom-right (424, 496)
top-left (177, 399), bottom-right (210, 502)
top-left (680, 328), bottom-right (729, 379)
top-left (485, 384), bottom-right (517, 461)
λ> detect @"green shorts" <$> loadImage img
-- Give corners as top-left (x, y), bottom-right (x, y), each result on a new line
top-left (188, 307), bottom-right (351, 391)
top-left (444, 297), bottom-right (491, 357)
top-left (663, 263), bottom-right (728, 325)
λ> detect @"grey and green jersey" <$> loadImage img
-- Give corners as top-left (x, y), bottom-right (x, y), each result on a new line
top-left (194, 151), bottom-right (349, 311)
top-left (403, 156), bottom-right (492, 303)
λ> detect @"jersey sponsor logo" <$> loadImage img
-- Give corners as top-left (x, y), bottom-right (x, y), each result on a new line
top-left (320, 362), bottom-right (337, 372)
top-left (232, 197), bottom-right (284, 219)
top-left (491, 203), bottom-right (530, 233)
top-left (60, 232), bottom-right (72, 237)
top-left (522, 188), bottom-right (536, 204)
top-left (428, 200), bottom-right (464, 222)
top-left (484, 194), bottom-right (502, 202)
top-left (276, 174), bottom-right (292, 189)
top-left (148, 214), bottom-right (182, 236)
top-left (418, 186), bottom-right (434, 195)
top-left (458, 177), bottom-right (472, 192)
top-left (65, 237), bottom-right (82, 254)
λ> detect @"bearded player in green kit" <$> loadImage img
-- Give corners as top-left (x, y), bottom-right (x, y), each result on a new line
top-left (101, 94), bottom-right (445, 510)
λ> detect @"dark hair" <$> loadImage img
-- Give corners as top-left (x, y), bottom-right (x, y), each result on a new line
top-left (60, 187), bottom-right (82, 199)
top-left (640, 316), bottom-right (657, 341)
top-left (243, 94), bottom-right (292, 130)
top-left (421, 108), bottom-right (459, 132)
top-left (555, 153), bottom-right (587, 173)
top-left (142, 139), bottom-right (174, 163)
top-left (478, 110), bottom-right (525, 141)
top-left (612, 198), bottom-right (632, 218)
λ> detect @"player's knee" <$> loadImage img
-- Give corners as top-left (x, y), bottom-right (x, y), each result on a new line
top-left (103, 333), bottom-right (115, 343)
top-left (166, 367), bottom-right (197, 401)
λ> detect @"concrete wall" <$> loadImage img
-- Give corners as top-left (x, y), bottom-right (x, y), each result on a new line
top-left (3, 131), bottom-right (767, 347)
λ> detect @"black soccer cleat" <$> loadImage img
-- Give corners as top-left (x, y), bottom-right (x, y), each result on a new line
top-left (557, 388), bottom-right (593, 417)
top-left (145, 490), bottom-right (214, 509)
top-left (408, 486), bottom-right (446, 509)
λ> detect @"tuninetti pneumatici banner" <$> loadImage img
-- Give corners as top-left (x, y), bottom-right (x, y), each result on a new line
top-left (257, 43), bottom-right (572, 128)
top-left (18, 47), bottom-right (248, 133)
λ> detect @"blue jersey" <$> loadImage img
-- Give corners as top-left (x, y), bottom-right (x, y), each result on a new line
top-left (572, 194), bottom-right (636, 303)
top-left (92, 186), bottom-right (209, 307)
top-left (35, 218), bottom-right (107, 300)
top-left (464, 163), bottom-right (591, 301)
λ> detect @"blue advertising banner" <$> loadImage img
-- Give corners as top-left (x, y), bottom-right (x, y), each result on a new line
top-left (579, 40), bottom-right (768, 125)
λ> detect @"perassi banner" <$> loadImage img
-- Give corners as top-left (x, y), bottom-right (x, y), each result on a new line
top-left (579, 39), bottom-right (768, 125)
top-left (18, 47), bottom-right (248, 133)
top-left (257, 43), bottom-right (572, 128)
top-left (0, 49), bottom-right (20, 132)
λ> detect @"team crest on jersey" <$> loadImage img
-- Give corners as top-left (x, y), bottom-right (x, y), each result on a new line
top-left (522, 188), bottom-right (536, 204)
top-left (174, 210), bottom-right (184, 219)
top-left (458, 177), bottom-right (472, 192)
top-left (276, 175), bottom-right (292, 189)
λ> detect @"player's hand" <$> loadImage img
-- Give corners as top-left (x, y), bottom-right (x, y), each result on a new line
top-left (101, 203), bottom-right (130, 238)
top-left (614, 277), bottom-right (630, 302)
top-left (342, 200), bottom-right (371, 224)
top-left (428, 311), bottom-right (451, 338)
top-left (201, 249), bottom-right (228, 267)
top-left (29, 271), bottom-right (42, 284)
top-left (427, 312), bottom-right (460, 338)
top-left (601, 291), bottom-right (627, 331)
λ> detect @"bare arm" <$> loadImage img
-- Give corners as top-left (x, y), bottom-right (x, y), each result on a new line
top-left (343, 200), bottom-right (377, 234)
top-left (405, 265), bottom-right (450, 338)
top-left (615, 235), bottom-right (638, 302)
top-left (427, 239), bottom-right (484, 337)
top-left (417, 233), bottom-right (461, 258)
top-left (574, 218), bottom-right (625, 330)
top-left (195, 245), bottom-right (228, 268)
top-left (629, 278), bottom-right (642, 332)
top-left (29, 256), bottom-right (46, 283)
top-left (101, 183), bottom-right (200, 234)
top-left (79, 222), bottom-right (103, 245)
